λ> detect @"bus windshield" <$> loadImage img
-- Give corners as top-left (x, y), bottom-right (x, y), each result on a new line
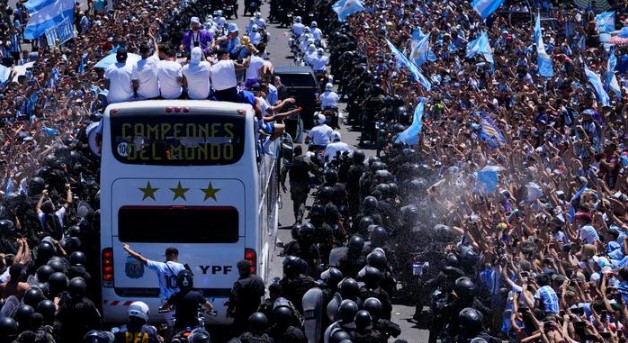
top-left (110, 113), bottom-right (245, 165)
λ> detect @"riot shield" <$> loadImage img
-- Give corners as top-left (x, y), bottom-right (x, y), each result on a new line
top-left (0, 296), bottom-right (19, 318)
top-left (326, 292), bottom-right (342, 322)
top-left (302, 287), bottom-right (323, 343)
top-left (328, 247), bottom-right (348, 267)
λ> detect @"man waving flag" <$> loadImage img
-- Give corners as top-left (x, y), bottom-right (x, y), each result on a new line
top-left (332, 0), bottom-right (366, 22)
top-left (472, 0), bottom-right (506, 19)
top-left (23, 0), bottom-right (75, 40)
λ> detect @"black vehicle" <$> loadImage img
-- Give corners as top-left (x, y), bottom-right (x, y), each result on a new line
top-left (274, 66), bottom-right (321, 133)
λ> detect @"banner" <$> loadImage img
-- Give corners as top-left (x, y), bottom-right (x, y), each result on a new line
top-left (45, 16), bottom-right (75, 47)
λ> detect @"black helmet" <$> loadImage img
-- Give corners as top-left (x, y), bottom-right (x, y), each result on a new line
top-left (0, 219), bottom-right (15, 235)
top-left (68, 277), bottom-right (87, 299)
top-left (362, 297), bottom-right (382, 317)
top-left (66, 225), bottom-right (81, 237)
top-left (248, 312), bottom-right (268, 333)
top-left (47, 272), bottom-right (68, 296)
top-left (0, 317), bottom-right (17, 339)
top-left (177, 270), bottom-right (194, 290)
top-left (454, 277), bottom-right (475, 298)
top-left (366, 250), bottom-right (387, 272)
top-left (290, 224), bottom-right (301, 240)
top-left (337, 299), bottom-right (359, 323)
top-left (47, 259), bottom-right (66, 274)
top-left (358, 216), bottom-right (374, 235)
top-left (400, 205), bottom-right (419, 225)
top-left (458, 307), bottom-right (484, 337)
top-left (324, 169), bottom-right (338, 184)
top-left (62, 237), bottom-right (82, 253)
top-left (369, 226), bottom-right (388, 247)
top-left (339, 278), bottom-right (360, 297)
top-left (330, 330), bottom-right (351, 343)
top-left (354, 310), bottom-right (372, 330)
top-left (348, 235), bottom-right (365, 253)
top-left (362, 196), bottom-right (378, 212)
top-left (310, 203), bottom-right (326, 220)
top-left (446, 253), bottom-right (459, 267)
top-left (272, 306), bottom-right (293, 325)
top-left (370, 162), bottom-right (387, 172)
top-left (37, 241), bottom-right (55, 262)
top-left (458, 245), bottom-right (479, 267)
top-left (317, 187), bottom-right (335, 205)
top-left (433, 224), bottom-right (454, 243)
top-left (35, 300), bottom-right (56, 324)
top-left (295, 257), bottom-right (309, 275)
top-left (321, 267), bottom-right (343, 287)
top-left (360, 266), bottom-right (383, 287)
top-left (367, 156), bottom-right (381, 166)
top-left (352, 150), bottom-right (365, 164)
top-left (28, 177), bottom-right (45, 196)
top-left (36, 265), bottom-right (55, 284)
top-left (13, 304), bottom-right (34, 328)
top-left (69, 251), bottom-right (87, 266)
top-left (43, 154), bottom-right (56, 167)
top-left (299, 223), bottom-right (315, 240)
top-left (188, 328), bottom-right (211, 343)
top-left (282, 256), bottom-right (300, 276)
top-left (23, 288), bottom-right (46, 308)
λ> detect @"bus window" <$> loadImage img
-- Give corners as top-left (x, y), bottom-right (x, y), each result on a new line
top-left (110, 114), bottom-right (245, 165)
top-left (118, 206), bottom-right (239, 243)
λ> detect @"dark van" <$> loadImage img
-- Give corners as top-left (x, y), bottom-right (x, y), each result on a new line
top-left (274, 66), bottom-right (320, 133)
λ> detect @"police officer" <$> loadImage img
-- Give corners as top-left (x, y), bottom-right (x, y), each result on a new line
top-left (54, 277), bottom-right (102, 342)
top-left (113, 301), bottom-right (160, 343)
top-left (292, 16), bottom-right (305, 36)
top-left (362, 298), bottom-right (400, 339)
top-left (338, 236), bottom-right (367, 278)
top-left (239, 312), bottom-right (274, 343)
top-left (346, 150), bottom-right (367, 220)
top-left (268, 306), bottom-right (307, 343)
top-left (357, 266), bottom-right (392, 320)
top-left (324, 132), bottom-right (352, 163)
top-left (281, 145), bottom-right (315, 225)
top-left (351, 310), bottom-right (386, 343)
top-left (160, 270), bottom-right (213, 333)
top-left (306, 114), bottom-right (333, 149)
top-left (228, 260), bottom-right (266, 337)
top-left (279, 257), bottom-right (318, 314)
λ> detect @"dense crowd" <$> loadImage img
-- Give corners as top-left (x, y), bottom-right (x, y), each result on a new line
top-left (2, 0), bottom-right (628, 342)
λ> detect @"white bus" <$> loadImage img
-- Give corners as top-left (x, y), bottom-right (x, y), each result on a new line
top-left (98, 100), bottom-right (280, 324)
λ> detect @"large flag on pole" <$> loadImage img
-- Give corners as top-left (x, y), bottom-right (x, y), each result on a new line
top-left (410, 33), bottom-right (431, 67)
top-left (23, 0), bottom-right (74, 40)
top-left (386, 39), bottom-right (431, 91)
top-left (466, 31), bottom-right (494, 66)
top-left (606, 49), bottom-right (622, 99)
top-left (394, 100), bottom-right (424, 145)
top-left (595, 11), bottom-right (615, 33)
top-left (534, 12), bottom-right (554, 78)
top-left (332, 0), bottom-right (366, 22)
top-left (472, 0), bottom-right (506, 19)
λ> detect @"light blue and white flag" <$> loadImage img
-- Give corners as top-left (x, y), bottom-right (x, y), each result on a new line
top-left (466, 31), bottom-right (494, 66)
top-left (606, 50), bottom-right (622, 99)
top-left (332, 0), bottom-right (366, 22)
top-left (477, 165), bottom-right (504, 193)
top-left (472, 0), bottom-right (506, 19)
top-left (584, 62), bottom-right (611, 106)
top-left (0, 65), bottom-right (10, 84)
top-left (595, 11), bottom-right (615, 33)
top-left (410, 33), bottom-right (431, 66)
top-left (386, 39), bottom-right (431, 91)
top-left (395, 100), bottom-right (424, 146)
top-left (23, 0), bottom-right (74, 40)
top-left (535, 12), bottom-right (554, 78)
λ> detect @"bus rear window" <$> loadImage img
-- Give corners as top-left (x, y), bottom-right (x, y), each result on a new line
top-left (110, 114), bottom-right (245, 165)
top-left (118, 206), bottom-right (239, 243)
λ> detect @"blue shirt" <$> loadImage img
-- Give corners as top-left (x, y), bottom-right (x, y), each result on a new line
top-left (534, 285), bottom-right (559, 314)
top-left (146, 260), bottom-right (185, 302)
top-left (579, 225), bottom-right (600, 244)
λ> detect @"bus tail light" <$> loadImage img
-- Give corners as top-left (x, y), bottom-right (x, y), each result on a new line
top-left (245, 248), bottom-right (257, 274)
top-left (102, 248), bottom-right (114, 287)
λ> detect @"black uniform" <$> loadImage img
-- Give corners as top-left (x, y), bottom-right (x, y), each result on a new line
top-left (229, 273), bottom-right (266, 334)
top-left (281, 154), bottom-right (313, 224)
top-left (359, 287), bottom-right (392, 321)
top-left (168, 289), bottom-right (206, 330)
top-left (54, 295), bottom-right (101, 342)
top-left (279, 275), bottom-right (318, 314)
top-left (351, 328), bottom-right (387, 343)
top-left (269, 325), bottom-right (307, 343)
top-left (239, 331), bottom-right (275, 343)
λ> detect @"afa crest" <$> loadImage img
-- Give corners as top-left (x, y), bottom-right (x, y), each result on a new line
top-left (125, 256), bottom-right (144, 279)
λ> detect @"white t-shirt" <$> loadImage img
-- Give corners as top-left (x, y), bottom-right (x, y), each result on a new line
top-left (311, 55), bottom-right (329, 71)
top-left (246, 55), bottom-right (266, 80)
top-left (312, 28), bottom-right (323, 42)
top-left (210, 59), bottom-right (237, 91)
top-left (182, 61), bottom-right (211, 100)
top-left (104, 62), bottom-right (134, 103)
top-left (157, 60), bottom-right (183, 99)
top-left (146, 260), bottom-right (185, 301)
top-left (320, 91), bottom-right (339, 108)
top-left (308, 124), bottom-right (333, 145)
top-left (324, 141), bottom-right (352, 162)
top-left (258, 96), bottom-right (271, 115)
top-left (132, 55), bottom-right (160, 99)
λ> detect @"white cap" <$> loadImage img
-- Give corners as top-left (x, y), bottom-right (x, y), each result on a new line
top-left (325, 83), bottom-right (333, 90)
top-left (128, 301), bottom-right (149, 321)
top-left (331, 131), bottom-right (341, 142)
top-left (190, 47), bottom-right (203, 65)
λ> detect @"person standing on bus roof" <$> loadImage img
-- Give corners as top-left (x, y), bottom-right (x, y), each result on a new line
top-left (104, 47), bottom-right (134, 104)
top-left (122, 244), bottom-right (185, 327)
top-left (181, 47), bottom-right (211, 100)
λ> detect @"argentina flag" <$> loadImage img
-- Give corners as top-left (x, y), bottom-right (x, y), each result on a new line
top-left (394, 100), bottom-right (424, 146)
top-left (23, 0), bottom-right (75, 40)
top-left (584, 62), bottom-right (610, 106)
top-left (332, 0), bottom-right (366, 22)
top-left (472, 0), bottom-right (506, 19)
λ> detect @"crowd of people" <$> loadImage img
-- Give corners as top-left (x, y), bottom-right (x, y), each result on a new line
top-left (2, 0), bottom-right (628, 342)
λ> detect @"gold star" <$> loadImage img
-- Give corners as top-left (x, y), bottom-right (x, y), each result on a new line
top-left (170, 181), bottom-right (189, 201)
top-left (200, 182), bottom-right (221, 201)
top-left (139, 181), bottom-right (159, 201)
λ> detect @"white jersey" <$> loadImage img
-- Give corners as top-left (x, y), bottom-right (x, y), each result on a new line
top-left (210, 59), bottom-right (237, 91)
top-left (320, 91), bottom-right (339, 108)
top-left (292, 23), bottom-right (305, 36)
top-left (246, 55), bottom-right (266, 80)
top-left (310, 55), bottom-right (329, 72)
top-left (182, 61), bottom-right (211, 100)
top-left (304, 50), bottom-right (317, 64)
top-left (105, 62), bottom-right (135, 104)
top-left (312, 28), bottom-right (323, 42)
top-left (308, 124), bottom-right (333, 146)
top-left (157, 60), bottom-right (183, 99)
top-left (253, 17), bottom-right (266, 28)
top-left (324, 141), bottom-right (352, 162)
top-left (132, 55), bottom-right (160, 99)
top-left (250, 32), bottom-right (263, 46)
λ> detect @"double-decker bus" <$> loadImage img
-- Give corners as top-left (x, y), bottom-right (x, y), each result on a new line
top-left (98, 100), bottom-right (279, 324)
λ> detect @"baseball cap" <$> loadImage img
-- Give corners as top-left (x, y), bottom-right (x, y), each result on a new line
top-left (164, 247), bottom-right (178, 256)
top-left (228, 23), bottom-right (239, 33)
top-left (190, 16), bottom-right (200, 25)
